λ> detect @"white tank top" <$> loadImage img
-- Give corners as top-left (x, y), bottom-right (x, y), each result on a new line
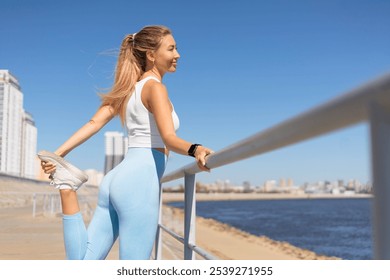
top-left (126, 76), bottom-right (180, 148)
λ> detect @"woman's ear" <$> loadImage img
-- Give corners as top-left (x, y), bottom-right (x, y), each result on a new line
top-left (146, 50), bottom-right (155, 63)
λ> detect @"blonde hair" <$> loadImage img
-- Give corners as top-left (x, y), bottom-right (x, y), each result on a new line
top-left (100, 25), bottom-right (172, 125)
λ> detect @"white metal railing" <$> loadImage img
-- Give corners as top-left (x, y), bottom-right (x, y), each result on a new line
top-left (32, 193), bottom-right (61, 217)
top-left (155, 72), bottom-right (390, 260)
top-left (31, 193), bottom-right (96, 218)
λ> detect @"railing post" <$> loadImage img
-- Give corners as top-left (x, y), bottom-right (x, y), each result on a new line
top-left (370, 102), bottom-right (390, 259)
top-left (50, 195), bottom-right (55, 216)
top-left (32, 193), bottom-right (36, 218)
top-left (155, 185), bottom-right (163, 260)
top-left (184, 173), bottom-right (196, 260)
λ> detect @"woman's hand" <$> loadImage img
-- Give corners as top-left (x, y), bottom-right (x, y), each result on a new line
top-left (194, 146), bottom-right (214, 172)
top-left (40, 151), bottom-right (63, 175)
top-left (40, 160), bottom-right (56, 175)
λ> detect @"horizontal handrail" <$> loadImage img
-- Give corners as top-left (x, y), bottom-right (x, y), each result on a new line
top-left (161, 72), bottom-right (390, 183)
top-left (159, 223), bottom-right (218, 259)
top-left (188, 243), bottom-right (218, 260)
top-left (159, 224), bottom-right (184, 243)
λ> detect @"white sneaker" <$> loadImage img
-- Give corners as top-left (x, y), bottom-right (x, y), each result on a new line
top-left (37, 150), bottom-right (88, 191)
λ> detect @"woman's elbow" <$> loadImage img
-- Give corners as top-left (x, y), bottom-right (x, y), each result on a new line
top-left (162, 134), bottom-right (178, 150)
top-left (88, 119), bottom-right (103, 134)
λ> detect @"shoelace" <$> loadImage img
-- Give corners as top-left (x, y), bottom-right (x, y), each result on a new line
top-left (48, 173), bottom-right (56, 186)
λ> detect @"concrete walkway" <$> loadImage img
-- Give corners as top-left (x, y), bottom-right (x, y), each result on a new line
top-left (0, 205), bottom-right (184, 260)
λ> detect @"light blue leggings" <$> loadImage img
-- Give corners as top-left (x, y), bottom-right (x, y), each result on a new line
top-left (62, 148), bottom-right (166, 260)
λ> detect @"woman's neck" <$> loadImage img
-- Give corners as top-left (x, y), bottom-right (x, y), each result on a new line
top-left (142, 68), bottom-right (163, 81)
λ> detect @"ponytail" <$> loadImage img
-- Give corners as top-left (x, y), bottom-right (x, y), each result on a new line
top-left (100, 33), bottom-right (141, 125)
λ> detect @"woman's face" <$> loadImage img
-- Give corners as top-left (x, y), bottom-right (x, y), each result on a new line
top-left (154, 34), bottom-right (180, 74)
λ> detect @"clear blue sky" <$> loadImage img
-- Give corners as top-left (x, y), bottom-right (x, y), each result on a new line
top-left (1, 0), bottom-right (389, 186)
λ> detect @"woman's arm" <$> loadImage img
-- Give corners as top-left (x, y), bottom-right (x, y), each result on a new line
top-left (55, 105), bottom-right (115, 157)
top-left (146, 82), bottom-right (213, 171)
top-left (42, 105), bottom-right (115, 174)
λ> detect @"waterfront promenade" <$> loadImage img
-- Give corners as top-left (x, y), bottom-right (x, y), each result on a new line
top-left (0, 176), bottom-right (338, 260)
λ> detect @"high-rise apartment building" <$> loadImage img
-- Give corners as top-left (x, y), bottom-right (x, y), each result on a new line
top-left (104, 131), bottom-right (128, 174)
top-left (21, 111), bottom-right (38, 178)
top-left (0, 70), bottom-right (23, 176)
top-left (0, 70), bottom-right (38, 178)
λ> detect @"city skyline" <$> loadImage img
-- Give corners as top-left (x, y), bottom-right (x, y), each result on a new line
top-left (166, 177), bottom-right (371, 195)
top-left (1, 1), bottom-right (389, 186)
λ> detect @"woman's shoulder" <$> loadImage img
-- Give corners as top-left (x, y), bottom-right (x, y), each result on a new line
top-left (143, 78), bottom-right (168, 97)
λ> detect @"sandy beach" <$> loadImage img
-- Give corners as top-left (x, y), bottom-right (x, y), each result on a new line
top-left (0, 176), bottom-right (341, 260)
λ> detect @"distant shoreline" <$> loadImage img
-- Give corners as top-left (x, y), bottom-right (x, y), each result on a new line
top-left (162, 192), bottom-right (372, 202)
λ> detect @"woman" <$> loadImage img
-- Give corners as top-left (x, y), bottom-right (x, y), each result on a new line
top-left (39, 25), bottom-right (213, 260)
